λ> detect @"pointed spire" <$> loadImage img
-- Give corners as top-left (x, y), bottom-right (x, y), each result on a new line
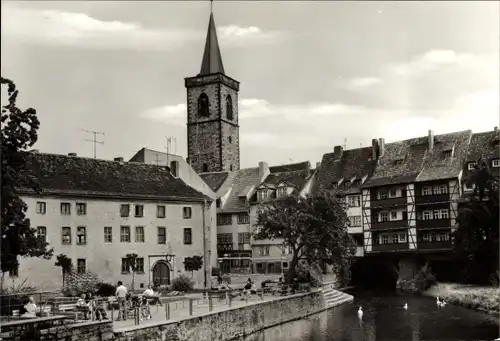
top-left (199, 8), bottom-right (225, 76)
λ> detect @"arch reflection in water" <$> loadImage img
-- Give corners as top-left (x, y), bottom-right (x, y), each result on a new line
top-left (241, 291), bottom-right (499, 341)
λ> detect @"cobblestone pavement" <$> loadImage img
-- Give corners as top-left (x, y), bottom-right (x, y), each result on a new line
top-left (111, 293), bottom-right (277, 330)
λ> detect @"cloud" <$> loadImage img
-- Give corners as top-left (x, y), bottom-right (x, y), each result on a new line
top-left (387, 49), bottom-right (476, 77)
top-left (141, 91), bottom-right (498, 149)
top-left (343, 77), bottom-right (383, 91)
top-left (1, 6), bottom-right (198, 50)
top-left (218, 25), bottom-right (288, 46)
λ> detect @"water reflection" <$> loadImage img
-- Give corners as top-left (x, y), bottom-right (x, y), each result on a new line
top-left (243, 291), bottom-right (499, 341)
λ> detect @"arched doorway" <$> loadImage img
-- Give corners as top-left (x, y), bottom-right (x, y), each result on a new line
top-left (152, 261), bottom-right (171, 286)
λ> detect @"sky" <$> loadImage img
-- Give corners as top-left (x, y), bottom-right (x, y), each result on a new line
top-left (1, 1), bottom-right (499, 168)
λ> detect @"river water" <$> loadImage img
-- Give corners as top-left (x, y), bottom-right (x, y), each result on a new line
top-left (243, 290), bottom-right (500, 341)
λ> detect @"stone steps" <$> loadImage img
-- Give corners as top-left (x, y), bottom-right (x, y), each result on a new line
top-left (320, 286), bottom-right (353, 309)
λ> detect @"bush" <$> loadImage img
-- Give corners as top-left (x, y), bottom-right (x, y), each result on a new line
top-left (95, 282), bottom-right (116, 297)
top-left (413, 263), bottom-right (437, 294)
top-left (294, 262), bottom-right (323, 287)
top-left (62, 271), bottom-right (100, 297)
top-left (171, 275), bottom-right (194, 292)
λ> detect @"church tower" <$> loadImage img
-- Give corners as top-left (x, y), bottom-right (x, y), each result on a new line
top-left (185, 8), bottom-right (240, 174)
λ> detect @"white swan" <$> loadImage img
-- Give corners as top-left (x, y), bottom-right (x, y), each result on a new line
top-left (357, 306), bottom-right (363, 318)
top-left (437, 297), bottom-right (447, 308)
top-left (404, 303), bottom-right (408, 310)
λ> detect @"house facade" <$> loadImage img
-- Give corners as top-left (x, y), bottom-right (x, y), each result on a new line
top-left (8, 152), bottom-right (212, 291)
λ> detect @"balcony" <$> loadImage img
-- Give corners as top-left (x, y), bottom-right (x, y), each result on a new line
top-left (371, 196), bottom-right (407, 208)
top-left (416, 219), bottom-right (451, 229)
top-left (415, 194), bottom-right (450, 205)
top-left (418, 241), bottom-right (452, 251)
top-left (371, 219), bottom-right (408, 230)
top-left (372, 243), bottom-right (409, 252)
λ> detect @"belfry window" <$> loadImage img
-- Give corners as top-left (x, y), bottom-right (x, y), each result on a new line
top-left (202, 163), bottom-right (209, 172)
top-left (198, 93), bottom-right (209, 117)
top-left (226, 95), bottom-right (233, 120)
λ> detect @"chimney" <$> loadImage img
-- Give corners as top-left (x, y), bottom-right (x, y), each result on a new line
top-left (494, 127), bottom-right (498, 132)
top-left (378, 138), bottom-right (385, 157)
top-left (371, 139), bottom-right (379, 160)
top-left (114, 157), bottom-right (124, 162)
top-left (68, 153), bottom-right (77, 157)
top-left (333, 146), bottom-right (343, 159)
top-left (258, 161), bottom-right (268, 178)
top-left (428, 130), bottom-right (434, 151)
top-left (316, 162), bottom-right (321, 169)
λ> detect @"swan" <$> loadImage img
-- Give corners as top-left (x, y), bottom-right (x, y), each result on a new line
top-left (404, 303), bottom-right (408, 310)
top-left (357, 306), bottom-right (363, 318)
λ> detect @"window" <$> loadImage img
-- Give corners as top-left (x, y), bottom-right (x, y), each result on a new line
top-left (198, 93), bottom-right (209, 117)
top-left (202, 163), bottom-right (209, 172)
top-left (349, 216), bottom-right (361, 227)
top-left (120, 204), bottom-right (130, 217)
top-left (157, 227), bottom-right (166, 244)
top-left (421, 232), bottom-right (430, 241)
top-left (77, 259), bottom-right (86, 274)
top-left (216, 199), bottom-right (221, 208)
top-left (121, 258), bottom-right (129, 273)
top-left (430, 232), bottom-right (437, 242)
top-left (389, 189), bottom-right (397, 198)
top-left (170, 161), bottom-right (178, 177)
top-left (381, 235), bottom-right (389, 244)
top-left (465, 182), bottom-right (474, 190)
top-left (76, 226), bottom-right (87, 245)
top-left (492, 159), bottom-right (500, 168)
top-left (120, 226), bottom-right (131, 243)
top-left (183, 207), bottom-right (192, 219)
top-left (9, 265), bottom-right (19, 277)
top-left (399, 233), bottom-right (406, 242)
top-left (157, 205), bottom-right (166, 218)
top-left (331, 183), bottom-right (338, 189)
top-left (104, 227), bottom-right (112, 243)
top-left (237, 213), bottom-right (250, 224)
top-left (439, 209), bottom-right (449, 219)
top-left (259, 246), bottom-right (270, 256)
top-left (281, 245), bottom-right (293, 255)
top-left (276, 187), bottom-right (287, 198)
top-left (217, 214), bottom-right (232, 225)
top-left (135, 226), bottom-right (145, 243)
top-left (76, 203), bottom-right (87, 215)
top-left (379, 212), bottom-right (389, 222)
top-left (61, 227), bottom-right (71, 245)
top-left (468, 162), bottom-right (476, 170)
top-left (422, 186), bottom-right (432, 196)
top-left (36, 201), bottom-right (46, 214)
top-left (443, 150), bottom-right (452, 158)
top-left (438, 232), bottom-right (450, 242)
top-left (238, 232), bottom-right (251, 244)
top-left (439, 184), bottom-right (448, 194)
top-left (432, 186), bottom-right (442, 195)
top-left (433, 210), bottom-right (441, 220)
top-left (136, 258), bottom-right (145, 273)
top-left (134, 205), bottom-right (144, 217)
top-left (348, 195), bottom-right (361, 207)
top-left (422, 210), bottom-right (432, 220)
top-left (217, 233), bottom-right (233, 245)
top-left (226, 95), bottom-right (233, 120)
top-left (60, 203), bottom-right (71, 215)
top-left (390, 211), bottom-right (398, 220)
top-left (379, 191), bottom-right (388, 200)
top-left (258, 189), bottom-right (269, 201)
top-left (37, 226), bottom-right (47, 242)
top-left (392, 234), bottom-right (398, 244)
top-left (344, 181), bottom-right (351, 188)
top-left (183, 228), bottom-right (192, 245)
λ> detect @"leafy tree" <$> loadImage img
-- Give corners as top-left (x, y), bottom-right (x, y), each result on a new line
top-left (454, 156), bottom-right (499, 284)
top-left (125, 253), bottom-right (139, 290)
top-left (253, 190), bottom-right (356, 286)
top-left (183, 256), bottom-right (203, 277)
top-left (1, 77), bottom-right (53, 275)
top-left (55, 254), bottom-right (73, 289)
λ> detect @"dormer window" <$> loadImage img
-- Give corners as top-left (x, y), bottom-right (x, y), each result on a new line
top-left (344, 181), bottom-right (351, 188)
top-left (467, 162), bottom-right (476, 170)
top-left (277, 187), bottom-right (287, 198)
top-left (443, 150), bottom-right (453, 158)
top-left (258, 189), bottom-right (269, 201)
top-left (492, 159), bottom-right (500, 168)
top-left (331, 183), bottom-right (338, 189)
top-left (353, 180), bottom-right (362, 186)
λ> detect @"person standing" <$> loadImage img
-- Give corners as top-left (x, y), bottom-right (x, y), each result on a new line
top-left (115, 281), bottom-right (128, 321)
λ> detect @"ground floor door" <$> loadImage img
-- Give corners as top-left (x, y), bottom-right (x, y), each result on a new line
top-left (152, 261), bottom-right (170, 286)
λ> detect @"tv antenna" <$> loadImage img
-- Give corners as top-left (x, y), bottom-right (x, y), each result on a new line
top-left (81, 129), bottom-right (104, 159)
top-left (343, 138), bottom-right (347, 150)
top-left (165, 136), bottom-right (177, 163)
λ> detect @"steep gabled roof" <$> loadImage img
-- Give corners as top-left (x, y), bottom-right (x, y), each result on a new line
top-left (18, 152), bottom-right (209, 202)
top-left (220, 167), bottom-right (263, 213)
top-left (416, 130), bottom-right (472, 182)
top-left (314, 147), bottom-right (377, 193)
top-left (269, 161), bottom-right (310, 173)
top-left (199, 172), bottom-right (229, 192)
top-left (462, 129), bottom-right (500, 182)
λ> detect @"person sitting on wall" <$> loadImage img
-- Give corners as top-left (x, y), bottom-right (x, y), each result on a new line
top-left (240, 278), bottom-right (253, 300)
top-left (143, 285), bottom-right (162, 306)
top-left (76, 294), bottom-right (90, 319)
top-left (88, 292), bottom-right (108, 321)
top-left (22, 297), bottom-right (37, 318)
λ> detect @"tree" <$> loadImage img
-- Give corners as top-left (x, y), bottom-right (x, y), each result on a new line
top-left (453, 156), bottom-right (499, 284)
top-left (253, 190), bottom-right (356, 286)
top-left (183, 256), bottom-right (203, 277)
top-left (1, 77), bottom-right (53, 275)
top-left (55, 254), bottom-right (73, 289)
top-left (125, 253), bottom-right (139, 290)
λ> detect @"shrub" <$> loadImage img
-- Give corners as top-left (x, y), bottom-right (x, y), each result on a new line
top-left (171, 274), bottom-right (194, 292)
top-left (294, 262), bottom-right (323, 287)
top-left (413, 263), bottom-right (437, 294)
top-left (95, 282), bottom-right (116, 297)
top-left (62, 271), bottom-right (100, 297)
